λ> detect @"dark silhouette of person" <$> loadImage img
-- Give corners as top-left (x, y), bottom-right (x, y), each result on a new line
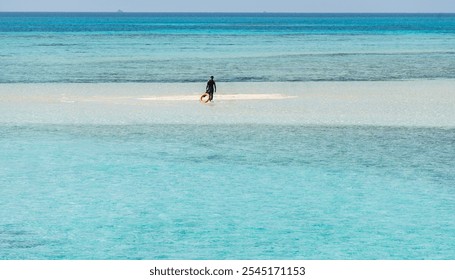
top-left (206, 76), bottom-right (216, 101)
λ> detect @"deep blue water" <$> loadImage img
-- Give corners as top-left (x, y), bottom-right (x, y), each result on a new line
top-left (1, 13), bottom-right (455, 82)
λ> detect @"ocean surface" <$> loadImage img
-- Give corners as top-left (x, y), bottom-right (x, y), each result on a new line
top-left (1, 13), bottom-right (455, 83)
top-left (1, 13), bottom-right (455, 260)
top-left (1, 125), bottom-right (454, 259)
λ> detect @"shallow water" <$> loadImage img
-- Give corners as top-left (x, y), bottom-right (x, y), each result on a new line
top-left (1, 12), bottom-right (455, 260)
top-left (1, 81), bottom-right (454, 127)
top-left (1, 124), bottom-right (454, 259)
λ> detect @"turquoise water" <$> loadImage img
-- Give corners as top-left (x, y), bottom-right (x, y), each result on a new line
top-left (1, 13), bottom-right (455, 82)
top-left (1, 125), bottom-right (454, 259)
top-left (1, 13), bottom-right (455, 260)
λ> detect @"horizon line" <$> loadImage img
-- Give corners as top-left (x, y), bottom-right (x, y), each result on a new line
top-left (1, 11), bottom-right (455, 14)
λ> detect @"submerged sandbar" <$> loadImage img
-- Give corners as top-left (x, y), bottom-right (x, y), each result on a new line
top-left (0, 80), bottom-right (454, 127)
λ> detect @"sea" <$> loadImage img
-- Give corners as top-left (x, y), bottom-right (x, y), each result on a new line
top-left (0, 13), bottom-right (455, 260)
top-left (1, 13), bottom-right (455, 83)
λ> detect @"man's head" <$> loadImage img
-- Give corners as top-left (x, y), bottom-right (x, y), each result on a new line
top-left (210, 76), bottom-right (214, 79)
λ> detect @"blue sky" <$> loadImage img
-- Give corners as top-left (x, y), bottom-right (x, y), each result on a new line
top-left (1, 0), bottom-right (454, 12)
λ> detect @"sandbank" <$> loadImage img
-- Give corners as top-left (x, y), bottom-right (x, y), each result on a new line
top-left (0, 80), bottom-right (454, 127)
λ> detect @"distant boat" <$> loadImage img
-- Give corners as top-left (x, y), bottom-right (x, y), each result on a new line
top-left (117, 10), bottom-right (124, 13)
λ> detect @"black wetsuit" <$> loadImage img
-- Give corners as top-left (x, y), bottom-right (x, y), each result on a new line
top-left (206, 79), bottom-right (216, 100)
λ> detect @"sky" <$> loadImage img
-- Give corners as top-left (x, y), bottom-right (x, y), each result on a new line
top-left (0, 0), bottom-right (454, 13)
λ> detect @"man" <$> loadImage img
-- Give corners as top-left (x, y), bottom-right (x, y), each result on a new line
top-left (206, 76), bottom-right (216, 102)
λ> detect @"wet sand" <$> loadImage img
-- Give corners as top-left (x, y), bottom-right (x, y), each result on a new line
top-left (0, 80), bottom-right (454, 127)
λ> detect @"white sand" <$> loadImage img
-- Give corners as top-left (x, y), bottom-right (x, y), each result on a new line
top-left (0, 81), bottom-right (454, 127)
top-left (138, 93), bottom-right (295, 101)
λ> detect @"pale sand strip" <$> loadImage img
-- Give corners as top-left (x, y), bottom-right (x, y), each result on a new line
top-left (0, 81), bottom-right (454, 126)
top-left (138, 94), bottom-right (296, 101)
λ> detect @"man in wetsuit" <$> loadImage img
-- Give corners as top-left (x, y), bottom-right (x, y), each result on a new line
top-left (206, 76), bottom-right (216, 102)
